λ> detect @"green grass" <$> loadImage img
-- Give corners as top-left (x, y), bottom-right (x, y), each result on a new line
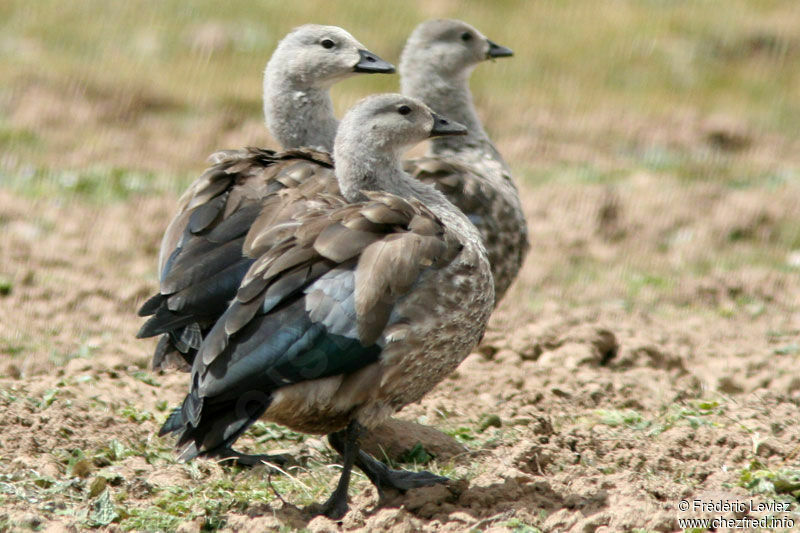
top-left (0, 382), bottom-right (482, 530)
top-left (594, 409), bottom-right (651, 431)
top-left (249, 421), bottom-right (307, 445)
top-left (499, 518), bottom-right (543, 533)
top-left (47, 340), bottom-right (95, 367)
top-left (739, 459), bottom-right (800, 504)
top-left (0, 166), bottom-right (195, 203)
top-left (0, 124), bottom-right (40, 148)
top-left (589, 400), bottom-right (727, 436)
top-left (118, 473), bottom-right (288, 531)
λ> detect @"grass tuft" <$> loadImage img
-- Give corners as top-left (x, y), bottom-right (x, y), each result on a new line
top-left (739, 459), bottom-right (800, 502)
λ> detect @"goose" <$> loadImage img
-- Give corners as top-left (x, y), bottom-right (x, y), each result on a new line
top-left (140, 21), bottom-right (521, 378)
top-left (139, 20), bottom-right (518, 466)
top-left (159, 94), bottom-right (495, 518)
top-left (138, 25), bottom-right (394, 374)
top-left (401, 19), bottom-right (529, 304)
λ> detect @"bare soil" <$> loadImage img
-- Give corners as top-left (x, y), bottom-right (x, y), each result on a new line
top-left (2, 149), bottom-right (800, 531)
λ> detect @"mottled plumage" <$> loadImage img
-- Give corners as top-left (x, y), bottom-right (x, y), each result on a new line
top-left (401, 19), bottom-right (529, 303)
top-left (405, 156), bottom-right (526, 303)
top-left (138, 25), bottom-right (393, 370)
top-left (138, 148), bottom-right (336, 369)
top-left (161, 94), bottom-right (495, 518)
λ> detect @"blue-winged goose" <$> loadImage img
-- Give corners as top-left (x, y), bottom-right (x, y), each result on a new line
top-left (401, 19), bottom-right (528, 304)
top-left (138, 25), bottom-right (393, 374)
top-left (159, 94), bottom-right (495, 518)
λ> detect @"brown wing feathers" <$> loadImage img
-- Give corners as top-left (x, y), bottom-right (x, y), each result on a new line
top-left (201, 191), bottom-right (460, 367)
top-left (143, 147), bottom-right (466, 373)
top-left (139, 148), bottom-right (335, 370)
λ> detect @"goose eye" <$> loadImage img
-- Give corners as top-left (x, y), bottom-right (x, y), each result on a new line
top-left (321, 39), bottom-right (335, 49)
top-left (461, 32), bottom-right (472, 42)
top-left (398, 105), bottom-right (412, 116)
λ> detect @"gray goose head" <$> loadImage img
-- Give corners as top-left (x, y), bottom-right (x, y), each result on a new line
top-left (338, 94), bottom-right (466, 154)
top-left (267, 24), bottom-right (394, 88)
top-left (334, 93), bottom-right (466, 202)
top-left (263, 25), bottom-right (395, 151)
top-left (399, 19), bottom-right (512, 81)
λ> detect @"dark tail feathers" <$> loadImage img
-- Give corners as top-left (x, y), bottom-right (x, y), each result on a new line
top-left (159, 388), bottom-right (272, 462)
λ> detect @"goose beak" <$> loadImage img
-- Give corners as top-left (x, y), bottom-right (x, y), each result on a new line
top-left (354, 49), bottom-right (396, 74)
top-left (486, 40), bottom-right (513, 59)
top-left (430, 114), bottom-right (467, 137)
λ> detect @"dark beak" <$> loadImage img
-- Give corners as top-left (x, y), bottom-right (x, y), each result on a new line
top-left (430, 114), bottom-right (467, 137)
top-left (487, 40), bottom-right (513, 59)
top-left (354, 49), bottom-right (396, 74)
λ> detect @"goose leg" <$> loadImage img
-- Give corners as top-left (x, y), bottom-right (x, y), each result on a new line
top-left (317, 420), bottom-right (361, 519)
top-left (327, 429), bottom-right (449, 500)
top-left (196, 400), bottom-right (289, 468)
top-left (203, 446), bottom-right (291, 467)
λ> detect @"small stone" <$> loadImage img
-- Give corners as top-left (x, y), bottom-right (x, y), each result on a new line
top-left (551, 387), bottom-right (572, 399)
top-left (175, 519), bottom-right (202, 533)
top-left (717, 376), bottom-right (744, 394)
top-left (494, 349), bottom-right (522, 365)
top-left (307, 515), bottom-right (339, 533)
top-left (40, 462), bottom-right (61, 479)
top-left (304, 438), bottom-right (328, 453)
top-left (787, 250), bottom-right (800, 268)
top-left (10, 513), bottom-right (44, 530)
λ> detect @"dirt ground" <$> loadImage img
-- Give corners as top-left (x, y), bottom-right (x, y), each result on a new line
top-left (2, 147), bottom-right (800, 531)
top-left (2, 2), bottom-right (800, 531)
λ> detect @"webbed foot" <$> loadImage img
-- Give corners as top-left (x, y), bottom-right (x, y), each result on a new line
top-left (327, 428), bottom-right (449, 498)
top-left (355, 451), bottom-right (449, 496)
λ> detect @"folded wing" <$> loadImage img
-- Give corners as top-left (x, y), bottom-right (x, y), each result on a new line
top-left (137, 148), bottom-right (336, 370)
top-left (163, 187), bottom-right (463, 459)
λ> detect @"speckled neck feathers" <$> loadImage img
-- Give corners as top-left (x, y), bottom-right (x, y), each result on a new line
top-left (263, 68), bottom-right (339, 153)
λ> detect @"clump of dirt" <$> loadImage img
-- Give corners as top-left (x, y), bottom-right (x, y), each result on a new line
top-left (360, 419), bottom-right (467, 463)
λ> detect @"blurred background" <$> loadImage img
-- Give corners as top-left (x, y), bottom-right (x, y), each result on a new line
top-left (0, 0), bottom-right (799, 382)
top-left (2, 1), bottom-right (799, 184)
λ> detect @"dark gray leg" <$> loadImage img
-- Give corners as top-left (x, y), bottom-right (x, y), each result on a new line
top-left (197, 399), bottom-right (286, 468)
top-left (318, 420), bottom-right (361, 519)
top-left (202, 446), bottom-right (291, 468)
top-left (328, 428), bottom-right (449, 500)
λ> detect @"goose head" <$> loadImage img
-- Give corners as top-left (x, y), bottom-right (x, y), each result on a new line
top-left (267, 24), bottom-right (395, 89)
top-left (337, 93), bottom-right (467, 157)
top-left (400, 19), bottom-right (512, 79)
